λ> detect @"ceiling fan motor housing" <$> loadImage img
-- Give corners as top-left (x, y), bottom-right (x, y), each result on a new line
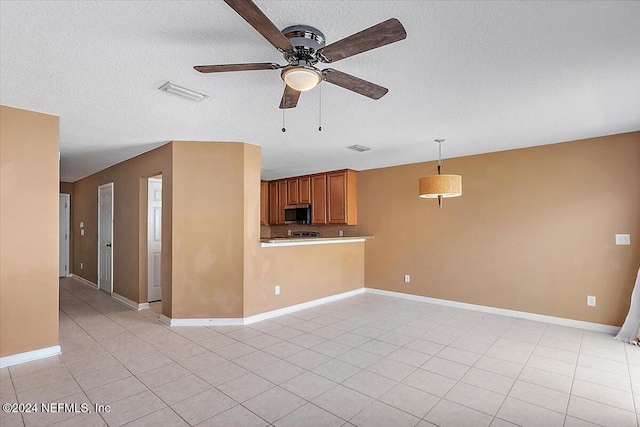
top-left (282, 25), bottom-right (326, 65)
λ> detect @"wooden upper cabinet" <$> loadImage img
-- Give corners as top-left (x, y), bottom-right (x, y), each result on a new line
top-left (327, 169), bottom-right (357, 225)
top-left (268, 181), bottom-right (278, 225)
top-left (264, 170), bottom-right (356, 227)
top-left (286, 178), bottom-right (299, 206)
top-left (277, 180), bottom-right (288, 224)
top-left (299, 176), bottom-right (311, 204)
top-left (310, 174), bottom-right (327, 224)
top-left (260, 181), bottom-right (269, 225)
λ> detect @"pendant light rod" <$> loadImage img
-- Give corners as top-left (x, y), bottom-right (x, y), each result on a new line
top-left (435, 139), bottom-right (444, 175)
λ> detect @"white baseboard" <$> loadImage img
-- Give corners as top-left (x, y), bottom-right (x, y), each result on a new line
top-left (112, 293), bottom-right (149, 311)
top-left (0, 345), bottom-right (61, 368)
top-left (70, 274), bottom-right (98, 290)
top-left (167, 317), bottom-right (244, 327)
top-left (365, 288), bottom-right (621, 334)
top-left (243, 288), bottom-right (365, 324)
top-left (163, 287), bottom-right (365, 327)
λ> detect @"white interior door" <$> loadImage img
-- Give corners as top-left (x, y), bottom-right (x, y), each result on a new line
top-left (147, 178), bottom-right (162, 302)
top-left (98, 183), bottom-right (113, 293)
top-left (59, 194), bottom-right (70, 277)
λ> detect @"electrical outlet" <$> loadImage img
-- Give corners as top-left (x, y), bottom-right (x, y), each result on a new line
top-left (275, 285), bottom-right (280, 295)
top-left (587, 295), bottom-right (596, 307)
top-left (81, 229), bottom-right (85, 236)
top-left (615, 234), bottom-right (630, 245)
top-left (287, 229), bottom-right (292, 236)
top-left (404, 274), bottom-right (410, 283)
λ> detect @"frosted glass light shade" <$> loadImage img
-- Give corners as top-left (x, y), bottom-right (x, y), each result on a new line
top-left (419, 174), bottom-right (462, 198)
top-left (281, 66), bottom-right (322, 91)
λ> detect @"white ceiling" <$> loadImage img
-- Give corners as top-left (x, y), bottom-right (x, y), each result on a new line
top-left (1, 1), bottom-right (639, 182)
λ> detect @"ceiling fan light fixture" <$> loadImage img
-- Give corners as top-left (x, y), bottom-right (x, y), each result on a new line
top-left (281, 65), bottom-right (322, 92)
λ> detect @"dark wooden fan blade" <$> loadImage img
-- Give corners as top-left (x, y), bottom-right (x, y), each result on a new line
top-left (279, 85), bottom-right (301, 109)
top-left (224, 0), bottom-right (293, 53)
top-left (194, 63), bottom-right (282, 73)
top-left (322, 69), bottom-right (388, 100)
top-left (318, 18), bottom-right (406, 63)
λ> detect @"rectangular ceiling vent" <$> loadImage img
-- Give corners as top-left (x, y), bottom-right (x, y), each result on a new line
top-left (346, 144), bottom-right (371, 152)
top-left (159, 81), bottom-right (209, 102)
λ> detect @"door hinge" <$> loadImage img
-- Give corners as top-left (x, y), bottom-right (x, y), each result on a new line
top-left (65, 233), bottom-right (68, 240)
top-left (65, 202), bottom-right (68, 208)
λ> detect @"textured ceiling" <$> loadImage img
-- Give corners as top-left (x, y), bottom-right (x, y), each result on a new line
top-left (1, 1), bottom-right (639, 182)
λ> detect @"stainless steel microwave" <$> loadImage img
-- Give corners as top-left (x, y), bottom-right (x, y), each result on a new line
top-left (284, 204), bottom-right (311, 224)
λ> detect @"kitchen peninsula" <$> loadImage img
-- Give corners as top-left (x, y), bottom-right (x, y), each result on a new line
top-left (249, 167), bottom-right (371, 317)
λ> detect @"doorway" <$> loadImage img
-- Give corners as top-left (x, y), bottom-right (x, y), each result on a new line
top-left (147, 177), bottom-right (162, 303)
top-left (59, 194), bottom-right (70, 277)
top-left (98, 183), bottom-right (113, 293)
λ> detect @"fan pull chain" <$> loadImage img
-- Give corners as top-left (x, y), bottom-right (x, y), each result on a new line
top-left (282, 109), bottom-right (286, 132)
top-left (318, 84), bottom-right (322, 132)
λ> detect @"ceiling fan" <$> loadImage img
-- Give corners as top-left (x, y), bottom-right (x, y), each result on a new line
top-left (194, 0), bottom-right (407, 109)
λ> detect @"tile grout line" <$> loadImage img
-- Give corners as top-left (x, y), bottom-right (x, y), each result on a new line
top-left (489, 321), bottom-right (549, 427)
top-left (623, 343), bottom-right (640, 427)
top-left (562, 327), bottom-right (584, 427)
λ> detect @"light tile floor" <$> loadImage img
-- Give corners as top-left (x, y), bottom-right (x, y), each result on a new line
top-left (1, 278), bottom-right (639, 427)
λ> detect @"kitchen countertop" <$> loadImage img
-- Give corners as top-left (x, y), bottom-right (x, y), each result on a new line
top-left (260, 235), bottom-right (373, 247)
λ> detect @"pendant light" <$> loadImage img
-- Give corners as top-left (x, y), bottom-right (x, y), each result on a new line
top-left (419, 139), bottom-right (462, 207)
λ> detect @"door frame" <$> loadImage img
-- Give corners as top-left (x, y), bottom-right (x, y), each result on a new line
top-left (97, 182), bottom-right (114, 294)
top-left (59, 193), bottom-right (70, 277)
top-left (147, 177), bottom-right (162, 303)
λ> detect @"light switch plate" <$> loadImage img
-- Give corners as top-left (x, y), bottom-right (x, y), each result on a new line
top-left (587, 295), bottom-right (596, 307)
top-left (615, 234), bottom-right (630, 245)
top-left (404, 275), bottom-right (410, 283)
top-left (275, 285), bottom-right (280, 295)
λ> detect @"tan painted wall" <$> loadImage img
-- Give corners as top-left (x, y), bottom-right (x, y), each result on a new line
top-left (170, 142), bottom-right (247, 318)
top-left (60, 182), bottom-right (74, 273)
top-left (358, 132), bottom-right (640, 326)
top-left (72, 144), bottom-right (172, 314)
top-left (244, 244), bottom-right (365, 317)
top-left (0, 105), bottom-right (59, 357)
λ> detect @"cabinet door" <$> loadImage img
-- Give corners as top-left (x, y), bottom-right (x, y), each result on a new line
top-left (268, 181), bottom-right (278, 225)
top-left (327, 171), bottom-right (347, 224)
top-left (299, 176), bottom-right (311, 204)
top-left (277, 180), bottom-right (288, 224)
top-left (286, 178), bottom-right (299, 206)
top-left (260, 181), bottom-right (268, 225)
top-left (310, 174), bottom-right (327, 224)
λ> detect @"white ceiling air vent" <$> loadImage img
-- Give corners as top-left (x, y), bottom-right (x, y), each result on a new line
top-left (159, 81), bottom-right (209, 101)
top-left (346, 145), bottom-right (371, 152)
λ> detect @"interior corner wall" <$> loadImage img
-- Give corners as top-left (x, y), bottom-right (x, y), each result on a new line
top-left (60, 181), bottom-right (74, 273)
top-left (357, 132), bottom-right (640, 327)
top-left (170, 141), bottom-right (246, 319)
top-left (0, 105), bottom-right (59, 357)
top-left (72, 143), bottom-right (172, 308)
